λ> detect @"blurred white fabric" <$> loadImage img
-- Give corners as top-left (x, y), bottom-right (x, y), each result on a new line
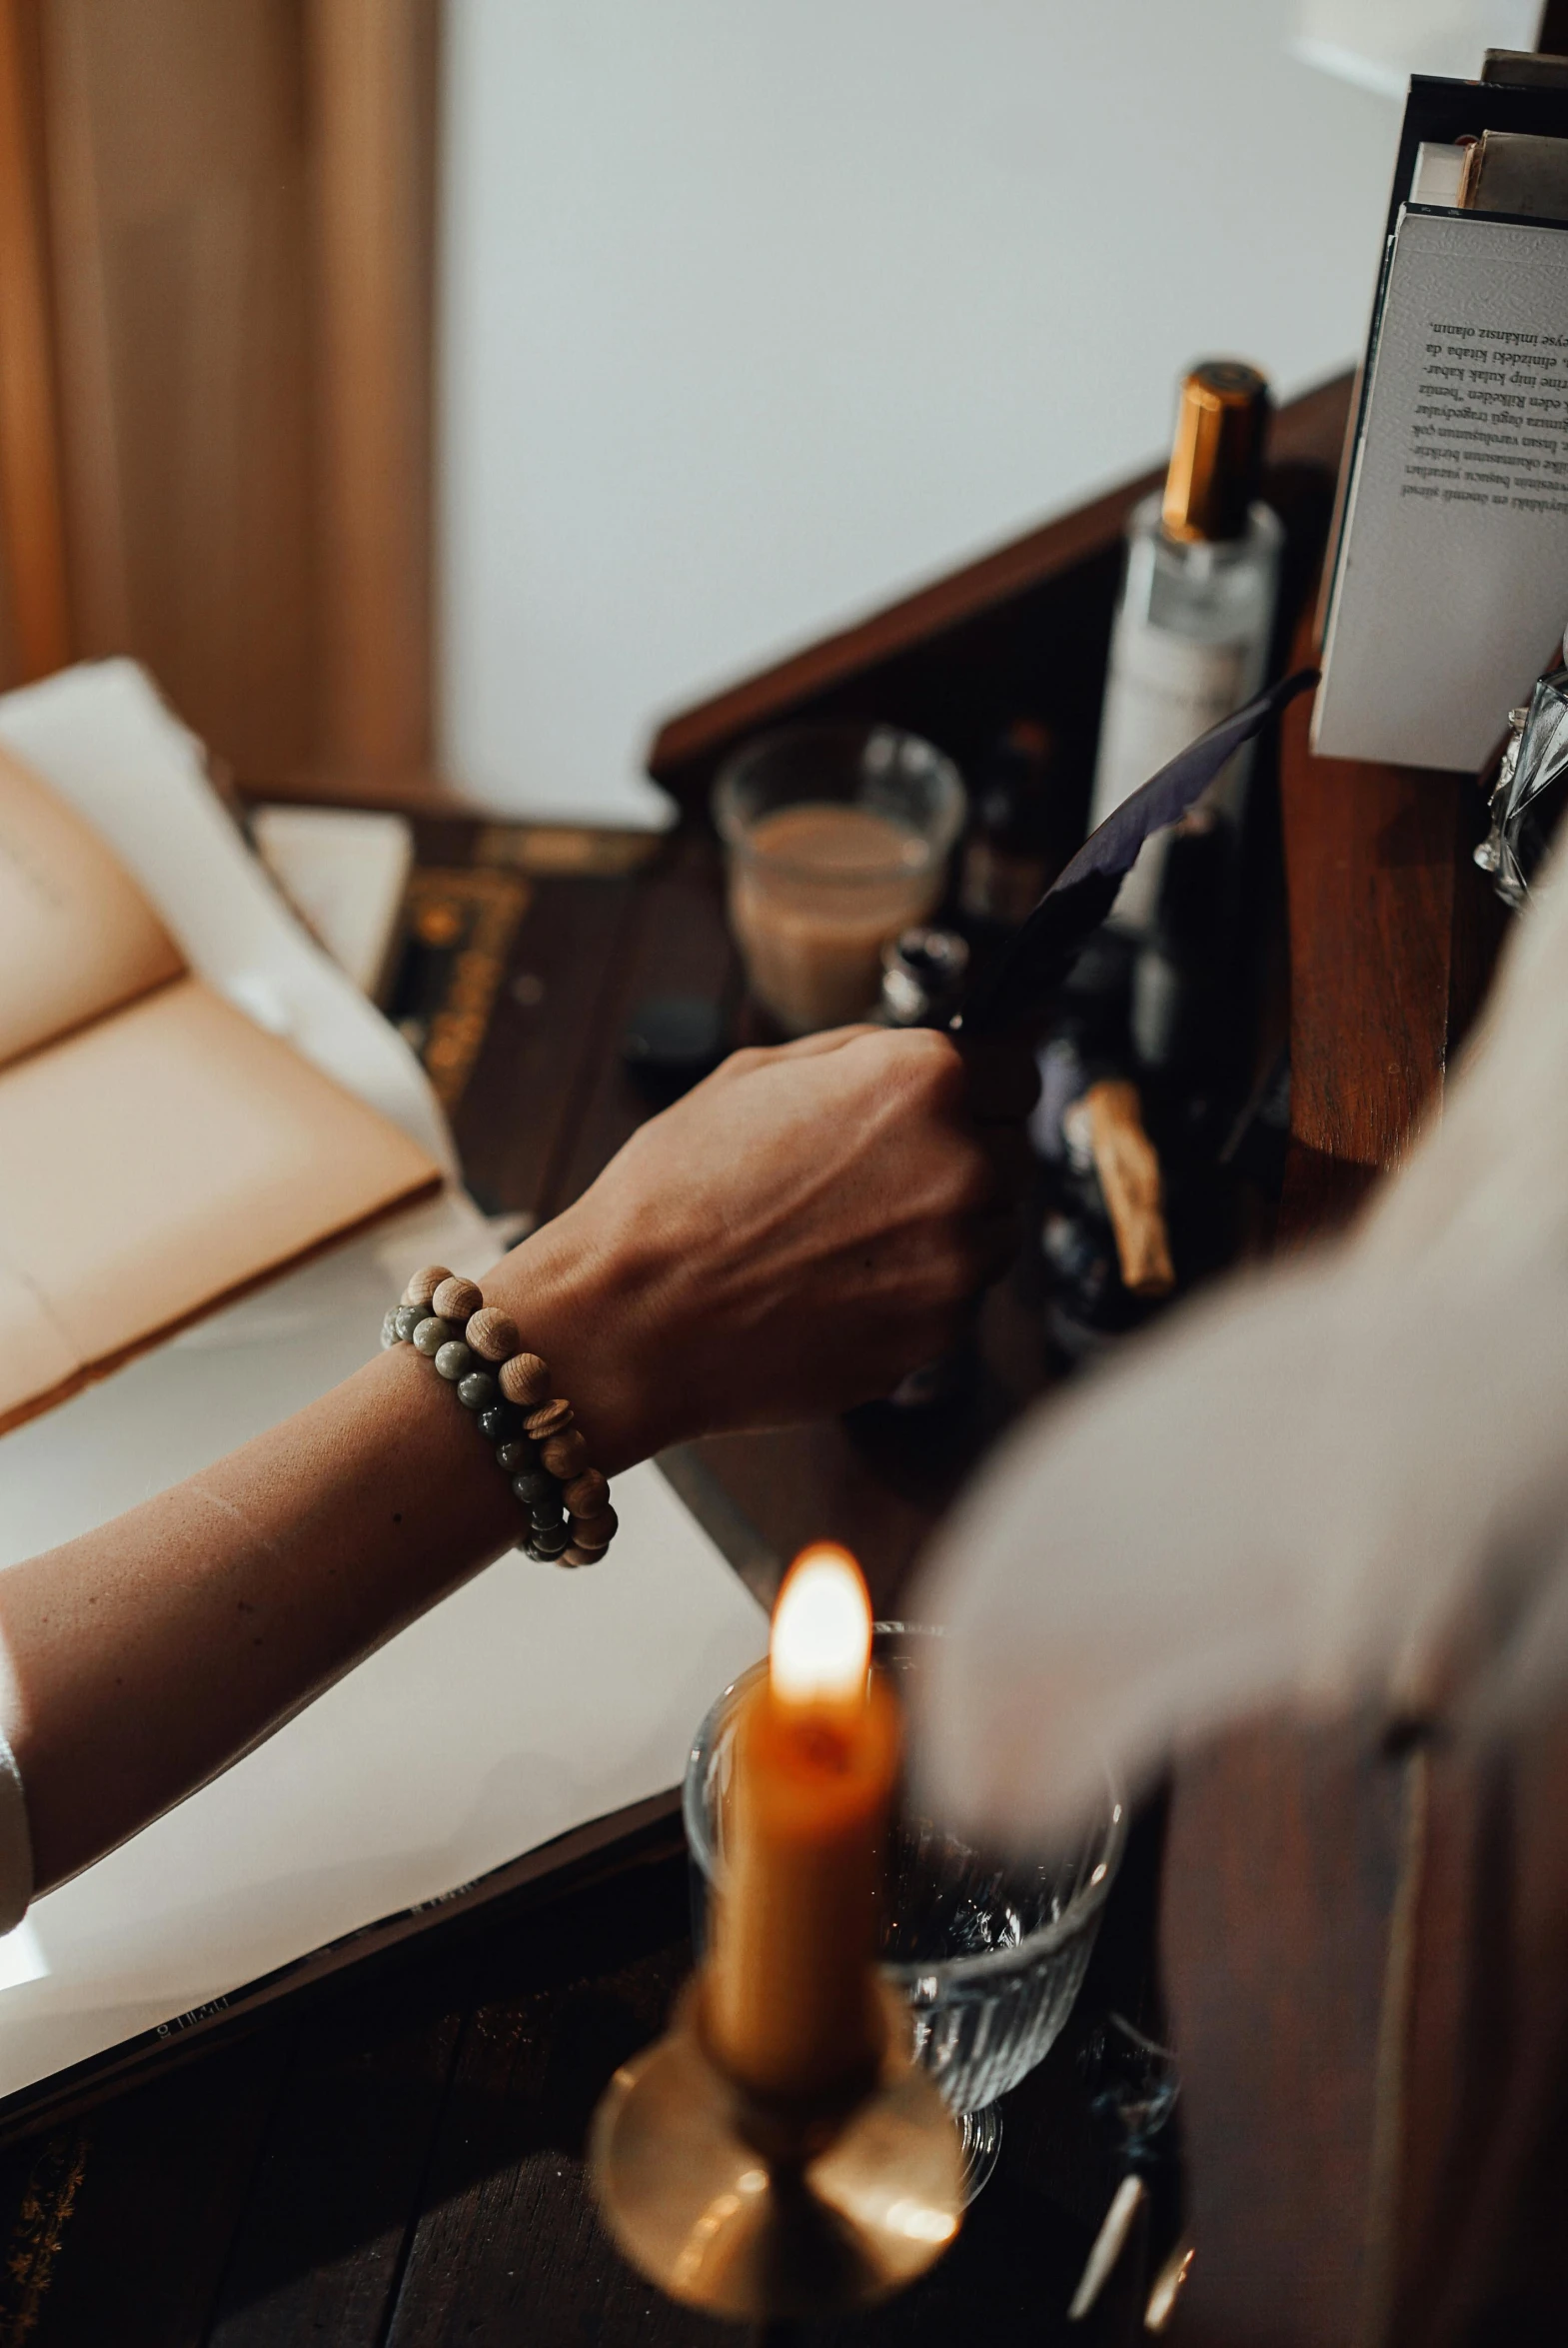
top-left (911, 842), bottom-right (1568, 1846)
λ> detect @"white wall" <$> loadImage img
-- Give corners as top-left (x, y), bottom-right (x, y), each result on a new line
top-left (438, 0), bottom-right (1408, 827)
top-left (1294, 0), bottom-right (1538, 98)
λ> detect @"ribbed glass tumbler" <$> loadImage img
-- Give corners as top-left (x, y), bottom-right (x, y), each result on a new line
top-left (683, 1623), bottom-right (1125, 2200)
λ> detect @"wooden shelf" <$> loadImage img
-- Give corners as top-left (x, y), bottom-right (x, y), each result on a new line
top-left (1277, 637), bottom-right (1508, 1239)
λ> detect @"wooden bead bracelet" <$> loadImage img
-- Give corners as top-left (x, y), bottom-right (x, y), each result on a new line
top-left (380, 1264), bottom-right (618, 1567)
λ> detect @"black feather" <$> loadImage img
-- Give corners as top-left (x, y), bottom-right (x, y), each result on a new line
top-left (951, 667), bottom-right (1319, 1035)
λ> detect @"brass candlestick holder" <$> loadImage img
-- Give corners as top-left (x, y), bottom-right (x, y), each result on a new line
top-left (591, 1978), bottom-right (964, 2323)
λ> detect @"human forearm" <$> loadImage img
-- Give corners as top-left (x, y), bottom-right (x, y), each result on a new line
top-left (1, 1340), bottom-right (511, 1889)
top-left (0, 1214), bottom-right (656, 1892)
top-left (0, 1023), bottom-right (1026, 1896)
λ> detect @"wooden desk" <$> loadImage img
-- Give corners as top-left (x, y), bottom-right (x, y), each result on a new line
top-left (0, 831), bottom-right (1159, 2348)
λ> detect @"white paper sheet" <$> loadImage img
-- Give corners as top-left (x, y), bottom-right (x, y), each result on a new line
top-left (0, 1193), bottom-right (766, 2102)
top-left (0, 668), bottom-right (767, 2102)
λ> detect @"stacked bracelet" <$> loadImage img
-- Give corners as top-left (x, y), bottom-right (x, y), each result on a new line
top-left (381, 1264), bottom-right (619, 1567)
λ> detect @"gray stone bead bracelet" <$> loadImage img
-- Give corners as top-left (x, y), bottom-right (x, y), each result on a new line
top-left (380, 1264), bottom-right (619, 1567)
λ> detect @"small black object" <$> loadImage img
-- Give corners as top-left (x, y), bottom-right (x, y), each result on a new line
top-left (952, 668), bottom-right (1319, 1037)
top-left (1080, 2011), bottom-right (1180, 2159)
top-left (958, 717), bottom-right (1058, 928)
top-left (621, 995), bottom-right (728, 1096)
top-left (878, 927), bottom-right (970, 1027)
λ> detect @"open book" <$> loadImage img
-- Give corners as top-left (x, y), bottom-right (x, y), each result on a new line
top-left (0, 743), bottom-right (440, 1433)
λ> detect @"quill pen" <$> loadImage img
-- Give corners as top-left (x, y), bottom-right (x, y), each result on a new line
top-left (951, 667), bottom-right (1319, 1036)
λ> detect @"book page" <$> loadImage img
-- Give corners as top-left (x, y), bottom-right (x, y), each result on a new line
top-left (0, 977), bottom-right (440, 1429)
top-left (1316, 211), bottom-right (1568, 769)
top-left (0, 1190), bottom-right (767, 2110)
top-left (0, 1464), bottom-right (764, 2104)
top-left (0, 743), bottom-right (184, 1071)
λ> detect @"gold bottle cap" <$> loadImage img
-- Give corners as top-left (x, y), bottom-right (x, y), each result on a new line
top-left (1161, 360), bottom-right (1270, 543)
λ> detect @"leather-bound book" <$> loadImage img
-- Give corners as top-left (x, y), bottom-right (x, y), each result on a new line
top-left (0, 745), bottom-right (440, 1433)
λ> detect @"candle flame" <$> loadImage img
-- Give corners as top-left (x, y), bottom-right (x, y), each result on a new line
top-left (770, 1543), bottom-right (872, 1706)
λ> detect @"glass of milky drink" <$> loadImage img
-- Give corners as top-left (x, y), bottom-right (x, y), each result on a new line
top-left (714, 725), bottom-right (966, 1034)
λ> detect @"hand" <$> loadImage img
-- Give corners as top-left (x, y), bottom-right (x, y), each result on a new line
top-left (490, 1025), bottom-right (1034, 1469)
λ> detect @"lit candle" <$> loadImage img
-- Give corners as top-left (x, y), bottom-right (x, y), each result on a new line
top-left (703, 1544), bottom-right (900, 2106)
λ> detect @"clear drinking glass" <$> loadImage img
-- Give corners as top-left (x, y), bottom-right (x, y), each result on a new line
top-left (682, 1624), bottom-right (1125, 2200)
top-left (713, 726), bottom-right (966, 1036)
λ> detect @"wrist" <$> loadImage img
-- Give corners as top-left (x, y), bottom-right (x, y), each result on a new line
top-left (482, 1206), bottom-right (667, 1476)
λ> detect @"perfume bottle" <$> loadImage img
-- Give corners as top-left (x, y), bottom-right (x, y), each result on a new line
top-left (1089, 361), bottom-right (1282, 939)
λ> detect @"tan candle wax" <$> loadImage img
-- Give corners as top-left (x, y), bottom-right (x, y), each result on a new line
top-left (729, 803), bottom-right (939, 1034)
top-left (704, 1545), bottom-right (899, 2105)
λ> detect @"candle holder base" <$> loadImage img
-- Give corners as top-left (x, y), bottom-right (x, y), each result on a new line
top-left (590, 1983), bottom-right (964, 2321)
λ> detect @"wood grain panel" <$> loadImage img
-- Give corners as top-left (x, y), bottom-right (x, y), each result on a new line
top-left (1280, 763), bottom-right (1458, 1232)
top-left (545, 831), bottom-right (740, 1214)
top-left (36, 0), bottom-right (127, 653)
top-left (453, 875), bottom-right (642, 1220)
top-left (0, 0), bottom-right (71, 682)
top-left (308, 0), bottom-right (436, 795)
top-left (27, 0), bottom-right (439, 800)
top-left (19, 2031), bottom-right (285, 2348)
top-left (1387, 1713), bottom-right (1568, 2345)
top-left (382, 1863), bottom-right (711, 2348)
top-left (40, 0), bottom-right (315, 783)
top-left (206, 1959), bottom-right (473, 2348)
top-left (1287, 777), bottom-right (1453, 1168)
top-left (1161, 1723), bottom-right (1412, 2348)
top-left (1277, 638), bottom-right (1506, 1239)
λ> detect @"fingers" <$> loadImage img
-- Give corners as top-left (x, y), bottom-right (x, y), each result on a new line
top-left (765, 1023), bottom-right (884, 1061)
top-left (710, 1025), bottom-right (886, 1083)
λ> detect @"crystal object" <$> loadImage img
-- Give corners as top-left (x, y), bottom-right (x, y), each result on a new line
top-left (684, 1623), bottom-right (1124, 2202)
top-left (1478, 662), bottom-right (1568, 909)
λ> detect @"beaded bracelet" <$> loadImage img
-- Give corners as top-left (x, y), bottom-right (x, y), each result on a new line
top-left (381, 1264), bottom-right (619, 1567)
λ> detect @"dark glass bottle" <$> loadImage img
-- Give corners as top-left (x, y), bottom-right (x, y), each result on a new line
top-left (959, 719), bottom-right (1057, 929)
